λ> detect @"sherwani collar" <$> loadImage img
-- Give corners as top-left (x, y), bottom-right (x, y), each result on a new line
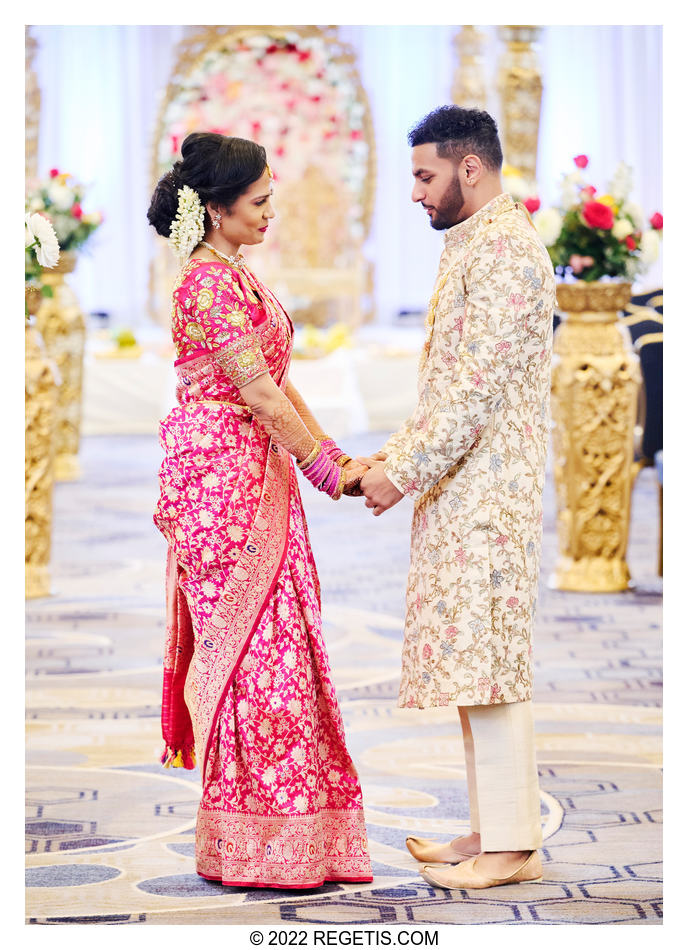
top-left (443, 192), bottom-right (517, 252)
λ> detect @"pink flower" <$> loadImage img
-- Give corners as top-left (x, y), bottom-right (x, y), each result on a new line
top-left (569, 254), bottom-right (595, 274)
top-left (574, 154), bottom-right (589, 168)
top-left (625, 235), bottom-right (637, 251)
top-left (455, 547), bottom-right (467, 568)
top-left (507, 596), bottom-right (519, 608)
top-left (508, 293), bottom-right (526, 309)
top-left (524, 196), bottom-right (540, 214)
top-left (495, 535), bottom-right (509, 547)
top-left (49, 168), bottom-right (60, 178)
top-left (422, 643), bottom-right (433, 659)
top-left (445, 625), bottom-right (458, 639)
top-left (525, 423), bottom-right (532, 436)
top-left (471, 372), bottom-right (485, 389)
top-left (650, 212), bottom-right (663, 230)
top-left (71, 203), bottom-right (83, 219)
top-left (581, 185), bottom-right (597, 199)
top-left (495, 340), bottom-right (512, 353)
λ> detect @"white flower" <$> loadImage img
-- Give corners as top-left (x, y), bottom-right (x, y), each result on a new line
top-left (608, 161), bottom-right (633, 202)
top-left (639, 229), bottom-right (661, 266)
top-left (624, 201), bottom-right (645, 231)
top-left (533, 207), bottom-right (563, 246)
top-left (47, 181), bottom-right (75, 211)
top-left (169, 185), bottom-right (205, 261)
top-left (559, 171), bottom-right (583, 210)
top-left (25, 213), bottom-right (60, 267)
top-left (612, 219), bottom-right (634, 241)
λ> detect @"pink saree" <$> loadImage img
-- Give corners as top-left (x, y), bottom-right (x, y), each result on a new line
top-left (154, 259), bottom-right (372, 888)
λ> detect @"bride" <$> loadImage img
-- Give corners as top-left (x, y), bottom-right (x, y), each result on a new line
top-left (147, 131), bottom-right (372, 889)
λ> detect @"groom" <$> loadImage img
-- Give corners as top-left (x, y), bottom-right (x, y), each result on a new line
top-left (359, 106), bottom-right (555, 889)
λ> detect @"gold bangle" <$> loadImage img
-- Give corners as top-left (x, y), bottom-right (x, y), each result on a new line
top-left (297, 441), bottom-right (321, 470)
top-left (335, 454), bottom-right (352, 468)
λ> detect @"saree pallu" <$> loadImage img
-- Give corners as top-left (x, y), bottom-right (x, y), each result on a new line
top-left (154, 260), bottom-right (372, 887)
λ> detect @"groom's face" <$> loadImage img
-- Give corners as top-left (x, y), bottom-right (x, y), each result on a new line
top-left (411, 143), bottom-right (465, 230)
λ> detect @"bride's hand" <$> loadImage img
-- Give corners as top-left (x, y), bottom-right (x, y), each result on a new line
top-left (341, 459), bottom-right (369, 497)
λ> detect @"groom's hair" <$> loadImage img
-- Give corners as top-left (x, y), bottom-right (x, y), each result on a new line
top-left (408, 106), bottom-right (503, 173)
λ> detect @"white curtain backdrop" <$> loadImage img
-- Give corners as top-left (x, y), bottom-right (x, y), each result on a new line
top-left (31, 24), bottom-right (662, 328)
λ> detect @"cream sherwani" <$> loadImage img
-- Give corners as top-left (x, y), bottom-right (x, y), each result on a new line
top-left (383, 193), bottom-right (555, 711)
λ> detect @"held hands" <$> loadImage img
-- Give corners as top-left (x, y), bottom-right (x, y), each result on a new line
top-left (356, 453), bottom-right (404, 516)
top-left (341, 458), bottom-right (369, 496)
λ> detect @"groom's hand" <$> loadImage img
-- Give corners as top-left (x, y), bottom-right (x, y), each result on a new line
top-left (359, 461), bottom-right (403, 516)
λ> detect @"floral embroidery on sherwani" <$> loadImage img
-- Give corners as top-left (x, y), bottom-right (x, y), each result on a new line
top-left (382, 193), bottom-right (555, 709)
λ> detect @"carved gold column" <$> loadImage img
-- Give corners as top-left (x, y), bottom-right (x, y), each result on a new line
top-left (452, 26), bottom-right (487, 110)
top-left (550, 282), bottom-right (642, 592)
top-left (26, 291), bottom-right (61, 599)
top-left (497, 25), bottom-right (543, 181)
top-left (36, 251), bottom-right (87, 480)
top-left (25, 27), bottom-right (40, 180)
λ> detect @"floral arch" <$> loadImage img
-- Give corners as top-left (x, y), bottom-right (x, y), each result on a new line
top-left (149, 25), bottom-right (376, 327)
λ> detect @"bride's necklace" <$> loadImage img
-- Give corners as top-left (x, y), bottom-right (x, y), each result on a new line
top-left (200, 240), bottom-right (245, 268)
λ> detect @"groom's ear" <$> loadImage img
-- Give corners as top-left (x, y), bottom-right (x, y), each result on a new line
top-left (462, 154), bottom-right (483, 186)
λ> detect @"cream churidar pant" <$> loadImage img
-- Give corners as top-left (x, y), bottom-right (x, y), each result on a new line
top-left (459, 700), bottom-right (542, 852)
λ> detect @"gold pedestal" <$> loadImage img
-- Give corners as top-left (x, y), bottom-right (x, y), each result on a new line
top-left (36, 251), bottom-right (86, 482)
top-left (25, 316), bottom-right (60, 599)
top-left (497, 25), bottom-right (543, 181)
top-left (550, 281), bottom-right (642, 592)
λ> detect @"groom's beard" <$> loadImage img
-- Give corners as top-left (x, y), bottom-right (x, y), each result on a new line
top-left (428, 174), bottom-right (465, 230)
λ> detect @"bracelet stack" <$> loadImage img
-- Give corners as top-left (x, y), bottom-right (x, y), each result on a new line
top-left (321, 437), bottom-right (352, 468)
top-left (297, 441), bottom-right (346, 500)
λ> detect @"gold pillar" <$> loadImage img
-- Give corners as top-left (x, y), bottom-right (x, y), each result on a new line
top-left (26, 292), bottom-right (61, 599)
top-left (36, 252), bottom-right (87, 481)
top-left (497, 25), bottom-right (543, 181)
top-left (25, 27), bottom-right (40, 181)
top-left (452, 26), bottom-right (487, 110)
top-left (550, 282), bottom-right (642, 592)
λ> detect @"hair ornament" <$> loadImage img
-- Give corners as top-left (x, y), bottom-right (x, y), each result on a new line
top-left (169, 185), bottom-right (205, 261)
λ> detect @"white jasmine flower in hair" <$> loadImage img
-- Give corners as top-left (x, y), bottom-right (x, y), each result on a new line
top-left (532, 207), bottom-right (563, 246)
top-left (169, 185), bottom-right (205, 261)
top-left (25, 213), bottom-right (60, 267)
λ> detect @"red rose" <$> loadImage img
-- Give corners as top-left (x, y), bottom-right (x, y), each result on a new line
top-left (523, 196), bottom-right (540, 214)
top-left (574, 154), bottom-right (589, 168)
top-left (650, 212), bottom-right (663, 230)
top-left (582, 200), bottom-right (614, 230)
top-left (71, 203), bottom-right (83, 219)
top-left (625, 235), bottom-right (637, 251)
top-left (49, 168), bottom-right (60, 178)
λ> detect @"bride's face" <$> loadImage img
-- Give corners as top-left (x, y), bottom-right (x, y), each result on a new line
top-left (217, 169), bottom-right (275, 251)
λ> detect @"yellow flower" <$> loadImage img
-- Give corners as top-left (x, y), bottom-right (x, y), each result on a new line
top-left (597, 194), bottom-right (619, 213)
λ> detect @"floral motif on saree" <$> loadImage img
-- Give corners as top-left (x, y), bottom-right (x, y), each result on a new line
top-left (155, 259), bottom-right (372, 886)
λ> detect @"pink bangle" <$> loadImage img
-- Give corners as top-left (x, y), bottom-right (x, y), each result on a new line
top-left (300, 446), bottom-right (343, 498)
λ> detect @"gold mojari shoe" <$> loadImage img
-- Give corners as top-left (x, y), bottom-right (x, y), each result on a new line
top-left (405, 836), bottom-right (478, 865)
top-left (420, 851), bottom-right (543, 889)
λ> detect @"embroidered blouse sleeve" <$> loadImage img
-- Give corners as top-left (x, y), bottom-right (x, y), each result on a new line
top-left (182, 264), bottom-right (269, 387)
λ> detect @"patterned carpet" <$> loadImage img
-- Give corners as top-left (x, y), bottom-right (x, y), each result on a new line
top-left (25, 432), bottom-right (662, 925)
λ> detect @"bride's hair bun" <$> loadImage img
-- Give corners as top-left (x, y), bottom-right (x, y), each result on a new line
top-left (147, 134), bottom-right (267, 238)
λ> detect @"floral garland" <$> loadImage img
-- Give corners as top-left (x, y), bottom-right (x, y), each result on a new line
top-left (169, 186), bottom-right (205, 260)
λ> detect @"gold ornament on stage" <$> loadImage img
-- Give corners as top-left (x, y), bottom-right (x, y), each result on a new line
top-left (25, 27), bottom-right (40, 181)
top-left (25, 289), bottom-right (61, 599)
top-left (452, 26), bottom-right (488, 110)
top-left (550, 281), bottom-right (642, 592)
top-left (497, 26), bottom-right (543, 181)
top-left (36, 252), bottom-right (87, 481)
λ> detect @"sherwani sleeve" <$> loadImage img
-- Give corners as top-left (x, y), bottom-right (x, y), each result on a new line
top-left (383, 229), bottom-right (547, 501)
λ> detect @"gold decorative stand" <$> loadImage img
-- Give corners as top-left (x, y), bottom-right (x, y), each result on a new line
top-left (36, 251), bottom-right (86, 481)
top-left (452, 26), bottom-right (488, 111)
top-left (26, 292), bottom-right (61, 599)
top-left (497, 25), bottom-right (543, 180)
top-left (550, 281), bottom-right (642, 592)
